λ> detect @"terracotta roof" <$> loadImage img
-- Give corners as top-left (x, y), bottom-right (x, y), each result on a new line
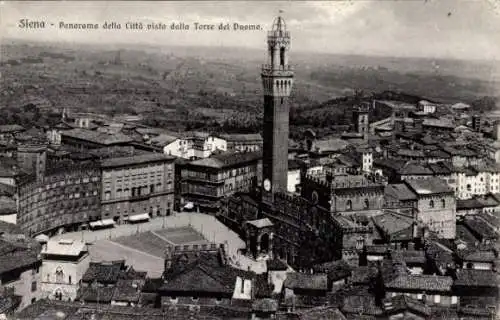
top-left (454, 269), bottom-right (499, 288)
top-left (112, 280), bottom-right (142, 303)
top-left (149, 133), bottom-right (179, 146)
top-left (313, 138), bottom-right (349, 154)
top-left (342, 294), bottom-right (383, 316)
top-left (478, 212), bottom-right (500, 228)
top-left (457, 198), bottom-right (485, 210)
top-left (385, 275), bottom-right (453, 292)
top-left (405, 178), bottom-right (453, 195)
top-left (252, 298), bottom-right (278, 313)
top-left (423, 119), bottom-right (455, 129)
top-left (396, 149), bottom-right (426, 158)
top-left (100, 153), bottom-right (175, 168)
top-left (384, 183), bottom-right (417, 201)
top-left (189, 151), bottom-right (261, 169)
top-left (62, 128), bottom-right (133, 145)
top-left (463, 216), bottom-right (498, 240)
top-left (0, 196), bottom-right (16, 215)
top-left (457, 249), bottom-right (496, 263)
top-left (383, 295), bottom-right (431, 316)
top-left (398, 250), bottom-right (426, 265)
top-left (350, 266), bottom-right (378, 285)
top-left (0, 294), bottom-right (20, 314)
top-left (456, 224), bottom-right (480, 245)
top-left (161, 265), bottom-right (235, 294)
top-left (477, 195), bottom-right (500, 208)
top-left (0, 220), bottom-right (24, 235)
top-left (0, 240), bottom-right (40, 275)
top-left (218, 133), bottom-right (262, 142)
top-left (161, 254), bottom-right (254, 295)
top-left (76, 286), bottom-right (115, 303)
top-left (81, 261), bottom-right (125, 284)
top-left (0, 124), bottom-right (25, 133)
top-left (288, 159), bottom-right (302, 171)
top-left (312, 260), bottom-right (351, 281)
top-left (283, 273), bottom-right (328, 291)
top-left (16, 299), bottom-right (226, 320)
top-left (372, 211), bottom-right (414, 236)
top-left (294, 306), bottom-right (347, 320)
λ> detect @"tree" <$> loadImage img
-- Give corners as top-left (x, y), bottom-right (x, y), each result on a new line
top-left (471, 96), bottom-right (497, 113)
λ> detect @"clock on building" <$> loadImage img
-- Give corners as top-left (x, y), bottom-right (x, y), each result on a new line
top-left (264, 179), bottom-right (271, 191)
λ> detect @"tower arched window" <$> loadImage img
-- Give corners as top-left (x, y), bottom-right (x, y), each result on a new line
top-left (280, 47), bottom-right (285, 66)
top-left (429, 200), bottom-right (435, 209)
top-left (346, 200), bottom-right (352, 211)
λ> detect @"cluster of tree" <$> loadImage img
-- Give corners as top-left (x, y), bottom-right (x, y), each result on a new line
top-left (471, 96), bottom-right (497, 113)
top-left (0, 104), bottom-right (61, 128)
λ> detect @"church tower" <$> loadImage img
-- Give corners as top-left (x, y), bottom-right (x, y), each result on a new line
top-left (261, 16), bottom-right (294, 203)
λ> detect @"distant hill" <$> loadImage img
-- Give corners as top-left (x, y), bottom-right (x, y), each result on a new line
top-left (1, 39), bottom-right (499, 134)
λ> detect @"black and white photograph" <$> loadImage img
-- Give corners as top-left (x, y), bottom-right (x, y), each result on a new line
top-left (0, 0), bottom-right (499, 319)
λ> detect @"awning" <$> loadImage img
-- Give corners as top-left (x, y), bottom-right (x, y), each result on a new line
top-left (35, 234), bottom-right (49, 243)
top-left (184, 202), bottom-right (194, 210)
top-left (128, 213), bottom-right (150, 222)
top-left (89, 219), bottom-right (115, 228)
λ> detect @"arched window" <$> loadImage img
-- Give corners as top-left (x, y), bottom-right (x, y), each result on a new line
top-left (346, 200), bottom-right (352, 211)
top-left (441, 199), bottom-right (446, 208)
top-left (280, 47), bottom-right (285, 66)
top-left (466, 184), bottom-right (471, 192)
top-left (429, 200), bottom-right (435, 209)
top-left (55, 267), bottom-right (64, 283)
top-left (364, 199), bottom-right (369, 209)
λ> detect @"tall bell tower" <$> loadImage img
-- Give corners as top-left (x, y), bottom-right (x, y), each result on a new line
top-left (261, 16), bottom-right (294, 203)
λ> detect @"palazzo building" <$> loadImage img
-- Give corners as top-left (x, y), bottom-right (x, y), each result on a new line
top-left (17, 159), bottom-right (101, 236)
top-left (100, 153), bottom-right (175, 223)
top-left (176, 151), bottom-right (261, 213)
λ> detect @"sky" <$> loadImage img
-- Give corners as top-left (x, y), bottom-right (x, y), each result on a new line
top-left (1, 0), bottom-right (500, 60)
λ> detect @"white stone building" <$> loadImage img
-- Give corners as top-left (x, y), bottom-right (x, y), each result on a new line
top-left (40, 239), bottom-right (90, 301)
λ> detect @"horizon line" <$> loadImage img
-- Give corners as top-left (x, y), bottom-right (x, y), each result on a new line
top-left (3, 36), bottom-right (499, 64)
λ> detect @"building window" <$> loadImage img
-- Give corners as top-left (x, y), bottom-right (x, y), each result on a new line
top-left (466, 184), bottom-right (471, 192)
top-left (434, 295), bottom-right (441, 304)
top-left (346, 200), bottom-right (352, 211)
top-left (363, 199), bottom-right (369, 209)
top-left (356, 238), bottom-right (364, 249)
top-left (31, 281), bottom-right (37, 292)
top-left (429, 200), bottom-right (434, 208)
top-left (55, 267), bottom-right (64, 283)
top-left (441, 199), bottom-right (446, 208)
top-left (68, 276), bottom-right (72, 284)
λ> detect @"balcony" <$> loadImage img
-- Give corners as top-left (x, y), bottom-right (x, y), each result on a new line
top-left (261, 64), bottom-right (293, 72)
top-left (267, 30), bottom-right (290, 38)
